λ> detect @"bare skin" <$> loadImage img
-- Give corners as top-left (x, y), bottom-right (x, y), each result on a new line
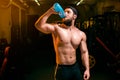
top-left (35, 6), bottom-right (90, 80)
top-left (0, 46), bottom-right (10, 77)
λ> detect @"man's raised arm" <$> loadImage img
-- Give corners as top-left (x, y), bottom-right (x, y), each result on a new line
top-left (34, 7), bottom-right (56, 34)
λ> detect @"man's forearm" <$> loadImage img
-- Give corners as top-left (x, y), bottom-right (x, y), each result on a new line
top-left (81, 51), bottom-right (90, 70)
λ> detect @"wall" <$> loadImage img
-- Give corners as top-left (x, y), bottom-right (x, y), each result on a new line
top-left (0, 6), bottom-right (11, 43)
top-left (0, 0), bottom-right (28, 44)
top-left (96, 1), bottom-right (120, 15)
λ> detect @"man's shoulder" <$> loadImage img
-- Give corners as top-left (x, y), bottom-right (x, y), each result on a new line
top-left (76, 28), bottom-right (84, 34)
top-left (78, 29), bottom-right (86, 37)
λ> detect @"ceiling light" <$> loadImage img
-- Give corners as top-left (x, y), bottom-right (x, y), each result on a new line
top-left (76, 0), bottom-right (84, 6)
top-left (34, 0), bottom-right (40, 6)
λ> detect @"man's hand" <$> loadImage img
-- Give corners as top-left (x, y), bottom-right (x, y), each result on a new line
top-left (83, 69), bottom-right (90, 80)
top-left (50, 6), bottom-right (58, 15)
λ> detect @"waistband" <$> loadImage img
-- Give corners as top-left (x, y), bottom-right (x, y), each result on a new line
top-left (57, 62), bottom-right (78, 67)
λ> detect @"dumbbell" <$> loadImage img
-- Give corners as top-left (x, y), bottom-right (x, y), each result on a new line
top-left (53, 3), bottom-right (66, 18)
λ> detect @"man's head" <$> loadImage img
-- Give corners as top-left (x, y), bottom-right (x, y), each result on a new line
top-left (62, 6), bottom-right (78, 26)
top-left (66, 6), bottom-right (78, 17)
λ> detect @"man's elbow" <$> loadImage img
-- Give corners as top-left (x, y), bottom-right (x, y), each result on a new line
top-left (34, 22), bottom-right (42, 31)
top-left (34, 22), bottom-right (39, 29)
top-left (81, 50), bottom-right (87, 53)
top-left (81, 50), bottom-right (89, 55)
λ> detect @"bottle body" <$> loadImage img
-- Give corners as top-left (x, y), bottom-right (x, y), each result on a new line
top-left (53, 3), bottom-right (66, 18)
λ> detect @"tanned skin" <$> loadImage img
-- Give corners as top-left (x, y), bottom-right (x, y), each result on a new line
top-left (35, 6), bottom-right (90, 80)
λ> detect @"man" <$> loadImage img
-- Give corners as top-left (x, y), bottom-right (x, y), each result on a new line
top-left (35, 4), bottom-right (90, 80)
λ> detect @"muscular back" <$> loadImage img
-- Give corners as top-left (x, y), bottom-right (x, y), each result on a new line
top-left (52, 24), bottom-right (83, 65)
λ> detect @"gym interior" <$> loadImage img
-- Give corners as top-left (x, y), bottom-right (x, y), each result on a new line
top-left (0, 0), bottom-right (120, 80)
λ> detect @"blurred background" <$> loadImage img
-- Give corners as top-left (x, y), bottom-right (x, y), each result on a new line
top-left (0, 0), bottom-right (120, 80)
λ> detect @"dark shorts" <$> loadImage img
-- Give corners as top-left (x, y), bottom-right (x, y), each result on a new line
top-left (54, 62), bottom-right (83, 80)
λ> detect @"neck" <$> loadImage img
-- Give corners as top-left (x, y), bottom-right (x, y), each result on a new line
top-left (64, 24), bottom-right (75, 30)
top-left (64, 20), bottom-right (75, 27)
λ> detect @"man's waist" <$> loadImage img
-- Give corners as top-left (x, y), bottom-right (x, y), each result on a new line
top-left (57, 61), bottom-right (78, 67)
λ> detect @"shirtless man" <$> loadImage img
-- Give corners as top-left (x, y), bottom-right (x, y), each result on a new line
top-left (35, 5), bottom-right (90, 80)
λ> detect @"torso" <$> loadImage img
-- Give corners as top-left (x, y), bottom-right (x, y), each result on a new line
top-left (52, 24), bottom-right (83, 65)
